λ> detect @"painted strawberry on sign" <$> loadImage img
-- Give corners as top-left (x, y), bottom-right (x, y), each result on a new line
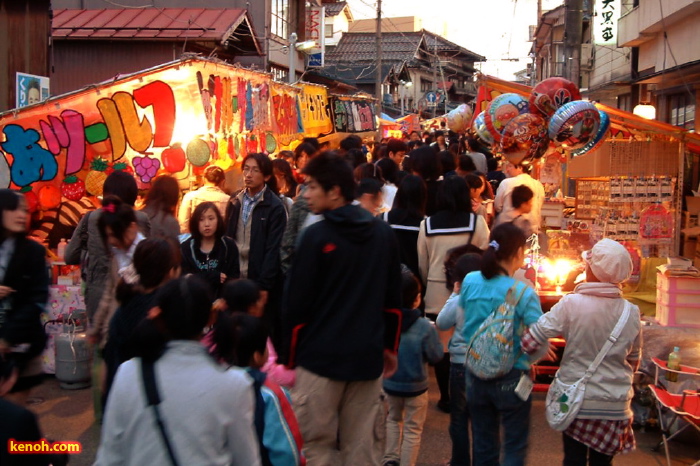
top-left (132, 155), bottom-right (161, 183)
top-left (61, 175), bottom-right (86, 201)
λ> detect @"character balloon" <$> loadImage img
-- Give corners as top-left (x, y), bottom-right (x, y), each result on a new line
top-left (548, 101), bottom-right (601, 151)
top-left (529, 78), bottom-right (581, 118)
top-left (571, 110), bottom-right (610, 157)
top-left (499, 113), bottom-right (550, 164)
top-left (446, 104), bottom-right (473, 133)
top-left (484, 93), bottom-right (529, 142)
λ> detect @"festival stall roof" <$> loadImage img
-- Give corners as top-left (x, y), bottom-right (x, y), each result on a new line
top-left (475, 74), bottom-right (700, 177)
top-left (0, 57), bottom-right (376, 212)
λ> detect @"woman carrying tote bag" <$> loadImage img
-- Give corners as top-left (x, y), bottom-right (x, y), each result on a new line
top-left (522, 238), bottom-right (642, 465)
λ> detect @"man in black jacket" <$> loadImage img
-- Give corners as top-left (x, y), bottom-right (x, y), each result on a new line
top-left (225, 153), bottom-right (287, 346)
top-left (281, 152), bottom-right (402, 466)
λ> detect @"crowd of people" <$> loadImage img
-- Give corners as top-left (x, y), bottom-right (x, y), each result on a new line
top-left (0, 128), bottom-right (642, 466)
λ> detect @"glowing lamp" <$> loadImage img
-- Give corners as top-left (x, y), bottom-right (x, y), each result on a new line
top-left (633, 102), bottom-right (656, 120)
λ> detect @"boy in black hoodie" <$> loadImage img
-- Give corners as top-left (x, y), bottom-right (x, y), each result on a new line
top-left (281, 152), bottom-right (403, 466)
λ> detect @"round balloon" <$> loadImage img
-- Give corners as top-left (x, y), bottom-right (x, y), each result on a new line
top-left (529, 78), bottom-right (581, 118)
top-left (484, 93), bottom-right (530, 142)
top-left (447, 104), bottom-right (473, 133)
top-left (473, 111), bottom-right (495, 146)
top-left (499, 113), bottom-right (550, 164)
top-left (548, 101), bottom-right (601, 150)
top-left (571, 110), bottom-right (610, 156)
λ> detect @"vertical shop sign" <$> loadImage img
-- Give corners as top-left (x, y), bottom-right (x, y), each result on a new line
top-left (594, 0), bottom-right (620, 45)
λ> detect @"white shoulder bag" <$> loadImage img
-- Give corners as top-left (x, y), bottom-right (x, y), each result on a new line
top-left (545, 303), bottom-right (631, 431)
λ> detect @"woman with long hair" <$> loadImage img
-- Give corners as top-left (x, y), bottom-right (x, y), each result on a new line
top-left (417, 176), bottom-right (490, 412)
top-left (0, 190), bottom-right (49, 397)
top-left (381, 174), bottom-right (426, 278)
top-left (409, 146), bottom-right (443, 216)
top-left (95, 276), bottom-right (261, 465)
top-left (142, 175), bottom-right (180, 241)
top-left (90, 196), bottom-right (147, 348)
top-left (181, 201), bottom-right (239, 296)
top-left (459, 223), bottom-right (543, 465)
top-left (272, 158), bottom-right (298, 198)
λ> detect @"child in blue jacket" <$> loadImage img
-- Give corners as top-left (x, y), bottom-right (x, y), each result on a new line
top-left (383, 269), bottom-right (443, 466)
top-left (213, 312), bottom-right (305, 466)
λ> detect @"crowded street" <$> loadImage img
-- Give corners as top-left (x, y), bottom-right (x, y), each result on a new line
top-left (2, 0), bottom-right (700, 465)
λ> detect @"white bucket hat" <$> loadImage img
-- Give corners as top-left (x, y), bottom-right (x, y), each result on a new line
top-left (582, 238), bottom-right (633, 284)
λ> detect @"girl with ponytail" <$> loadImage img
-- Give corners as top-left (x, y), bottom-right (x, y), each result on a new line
top-left (458, 222), bottom-right (544, 464)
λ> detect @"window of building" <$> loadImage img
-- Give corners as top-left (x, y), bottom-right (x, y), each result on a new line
top-left (270, 65), bottom-right (288, 83)
top-left (421, 79), bottom-right (433, 92)
top-left (668, 92), bottom-right (696, 129)
top-left (617, 94), bottom-right (631, 112)
top-left (271, 0), bottom-right (289, 40)
top-left (325, 23), bottom-right (334, 38)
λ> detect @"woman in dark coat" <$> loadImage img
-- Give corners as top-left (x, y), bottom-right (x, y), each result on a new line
top-left (0, 189), bottom-right (49, 395)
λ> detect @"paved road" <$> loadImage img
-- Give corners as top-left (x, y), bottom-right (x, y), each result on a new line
top-left (24, 373), bottom-right (699, 465)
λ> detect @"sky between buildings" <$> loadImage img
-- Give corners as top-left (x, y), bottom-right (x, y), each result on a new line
top-left (346, 0), bottom-right (564, 80)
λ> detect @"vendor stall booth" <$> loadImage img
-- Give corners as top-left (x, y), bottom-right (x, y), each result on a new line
top-left (0, 56), bottom-right (378, 373)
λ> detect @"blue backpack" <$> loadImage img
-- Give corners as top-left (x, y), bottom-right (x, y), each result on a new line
top-left (465, 282), bottom-right (527, 380)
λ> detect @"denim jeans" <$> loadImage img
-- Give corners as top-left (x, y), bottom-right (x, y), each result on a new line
top-left (383, 392), bottom-right (429, 466)
top-left (465, 367), bottom-right (531, 466)
top-left (449, 362), bottom-right (471, 466)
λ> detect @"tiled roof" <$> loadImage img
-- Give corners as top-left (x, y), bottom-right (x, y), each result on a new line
top-left (324, 1), bottom-right (348, 17)
top-left (325, 30), bottom-right (485, 65)
top-left (53, 8), bottom-right (249, 41)
top-left (326, 32), bottom-right (423, 63)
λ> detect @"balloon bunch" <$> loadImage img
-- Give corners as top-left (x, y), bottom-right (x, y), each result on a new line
top-left (471, 77), bottom-right (610, 164)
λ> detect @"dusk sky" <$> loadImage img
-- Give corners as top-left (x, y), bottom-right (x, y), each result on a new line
top-left (346, 0), bottom-right (564, 80)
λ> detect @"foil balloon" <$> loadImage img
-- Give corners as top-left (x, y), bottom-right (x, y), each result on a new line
top-left (473, 111), bottom-right (495, 146)
top-left (548, 100), bottom-right (601, 150)
top-left (571, 110), bottom-right (610, 157)
top-left (499, 113), bottom-right (550, 165)
top-left (446, 104), bottom-right (473, 133)
top-left (529, 77), bottom-right (581, 118)
top-left (484, 93), bottom-right (530, 142)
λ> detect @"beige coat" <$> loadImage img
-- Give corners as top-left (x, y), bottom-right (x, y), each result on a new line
top-left (417, 214), bottom-right (490, 317)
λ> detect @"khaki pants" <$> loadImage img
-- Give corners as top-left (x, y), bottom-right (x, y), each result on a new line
top-left (292, 366), bottom-right (384, 466)
top-left (384, 392), bottom-right (429, 466)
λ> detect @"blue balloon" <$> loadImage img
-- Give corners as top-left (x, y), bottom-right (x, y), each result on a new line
top-left (547, 100), bottom-right (600, 150)
top-left (571, 110), bottom-right (610, 156)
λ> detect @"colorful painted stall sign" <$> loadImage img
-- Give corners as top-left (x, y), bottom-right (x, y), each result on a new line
top-left (331, 97), bottom-right (377, 133)
top-left (300, 84), bottom-right (333, 136)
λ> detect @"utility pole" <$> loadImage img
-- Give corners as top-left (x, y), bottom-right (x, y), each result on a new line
top-left (564, 0), bottom-right (582, 85)
top-left (432, 37), bottom-right (438, 118)
top-left (375, 0), bottom-right (382, 126)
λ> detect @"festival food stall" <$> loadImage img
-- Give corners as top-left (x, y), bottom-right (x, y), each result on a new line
top-left (0, 56), bottom-right (377, 372)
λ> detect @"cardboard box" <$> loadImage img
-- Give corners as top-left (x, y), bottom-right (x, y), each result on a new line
top-left (683, 211), bottom-right (699, 229)
top-left (687, 196), bottom-right (700, 215)
top-left (683, 237), bottom-right (698, 259)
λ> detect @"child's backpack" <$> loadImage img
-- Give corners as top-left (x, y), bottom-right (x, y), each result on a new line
top-left (465, 282), bottom-right (527, 380)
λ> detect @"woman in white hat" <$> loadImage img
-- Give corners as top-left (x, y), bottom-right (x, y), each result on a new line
top-left (522, 238), bottom-right (642, 465)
